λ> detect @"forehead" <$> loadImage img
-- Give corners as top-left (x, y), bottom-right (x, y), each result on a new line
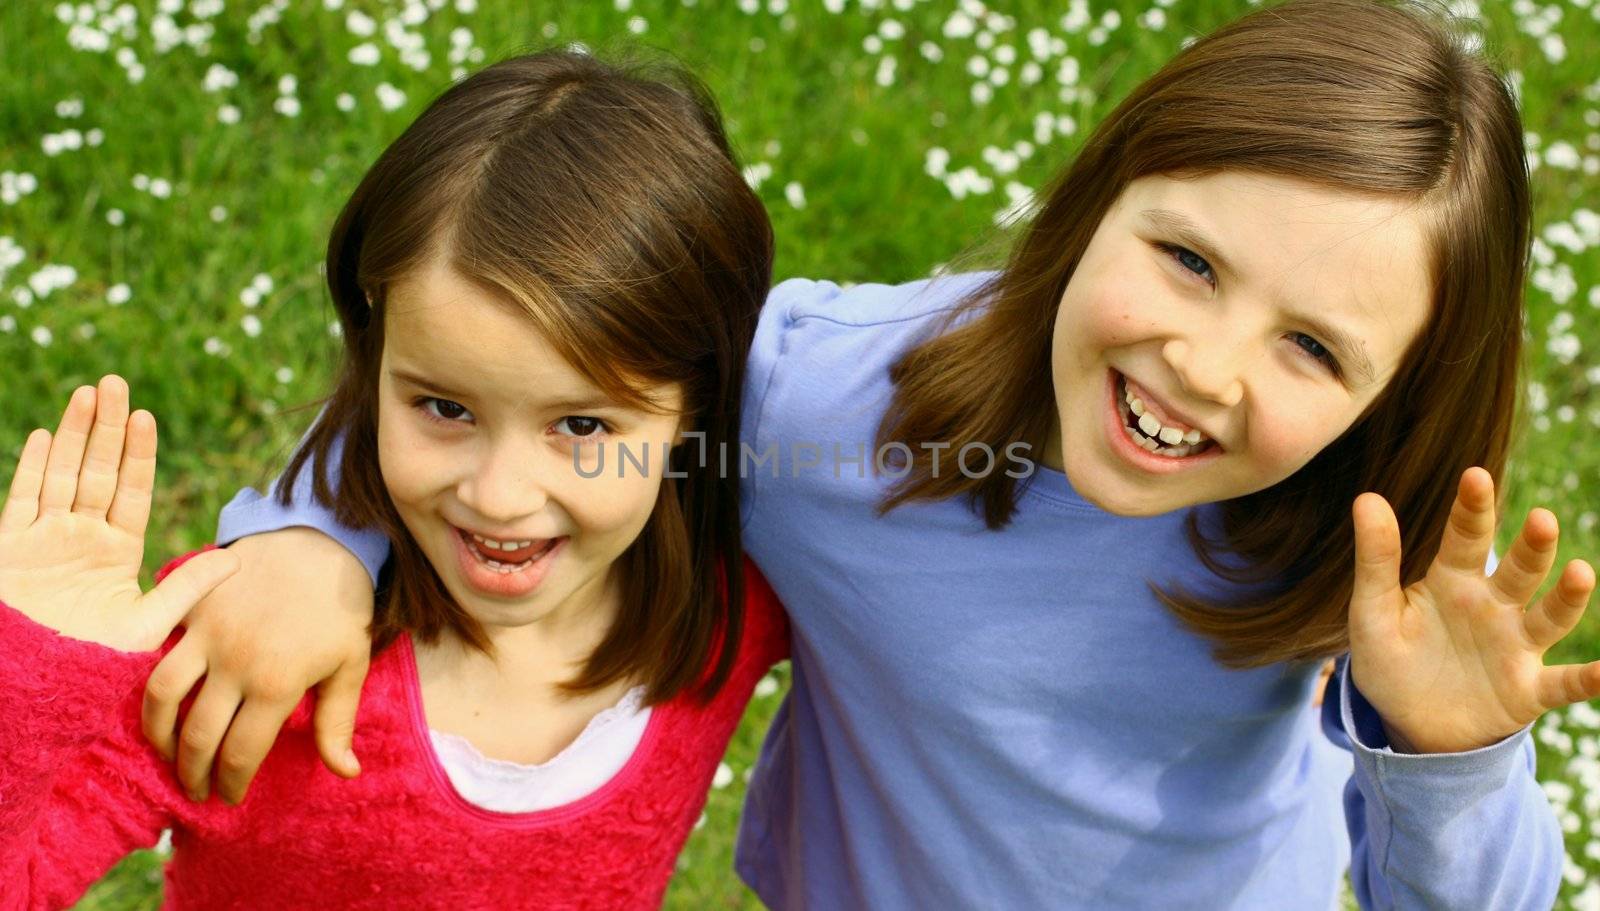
top-left (1119, 172), bottom-right (1434, 383)
top-left (379, 257), bottom-right (682, 414)
top-left (381, 259), bottom-right (577, 390)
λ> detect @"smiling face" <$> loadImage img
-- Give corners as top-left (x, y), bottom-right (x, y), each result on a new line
top-left (1042, 171), bottom-right (1435, 517)
top-left (376, 256), bottom-right (685, 635)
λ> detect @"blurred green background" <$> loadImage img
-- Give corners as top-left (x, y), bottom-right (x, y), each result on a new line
top-left (1, 0), bottom-right (1597, 907)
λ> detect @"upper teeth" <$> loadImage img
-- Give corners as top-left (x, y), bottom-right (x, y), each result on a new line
top-left (1125, 383), bottom-right (1209, 446)
top-left (471, 533), bottom-right (534, 551)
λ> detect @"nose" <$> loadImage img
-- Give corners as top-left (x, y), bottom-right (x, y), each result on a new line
top-left (455, 438), bottom-right (549, 526)
top-left (1161, 338), bottom-right (1245, 408)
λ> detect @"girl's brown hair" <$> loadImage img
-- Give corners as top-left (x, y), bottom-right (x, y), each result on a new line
top-left (278, 50), bottom-right (773, 702)
top-left (877, 0), bottom-right (1530, 668)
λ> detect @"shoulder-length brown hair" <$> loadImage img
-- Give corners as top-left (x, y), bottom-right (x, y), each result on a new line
top-left (877, 0), bottom-right (1530, 668)
top-left (278, 50), bottom-right (773, 702)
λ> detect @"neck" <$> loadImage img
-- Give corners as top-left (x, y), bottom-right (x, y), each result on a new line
top-left (418, 568), bottom-right (623, 685)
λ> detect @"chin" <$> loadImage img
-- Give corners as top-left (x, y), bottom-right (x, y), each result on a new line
top-left (1062, 460), bottom-right (1191, 519)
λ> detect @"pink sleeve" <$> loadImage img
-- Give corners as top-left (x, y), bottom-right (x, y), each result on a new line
top-left (0, 554), bottom-right (210, 910)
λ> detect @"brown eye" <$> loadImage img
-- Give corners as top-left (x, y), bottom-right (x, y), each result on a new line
top-left (416, 397), bottom-right (472, 423)
top-left (555, 416), bottom-right (606, 438)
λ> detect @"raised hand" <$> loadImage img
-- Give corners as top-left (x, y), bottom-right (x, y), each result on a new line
top-left (1347, 466), bottom-right (1600, 754)
top-left (0, 375), bottom-right (238, 652)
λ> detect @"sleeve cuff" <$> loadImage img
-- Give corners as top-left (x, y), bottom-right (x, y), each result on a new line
top-left (215, 486), bottom-right (389, 588)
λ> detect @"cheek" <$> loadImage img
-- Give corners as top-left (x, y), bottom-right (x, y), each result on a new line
top-left (1057, 268), bottom-right (1164, 362)
top-left (1244, 403), bottom-right (1350, 475)
top-left (377, 410), bottom-right (446, 505)
top-left (558, 465), bottom-right (664, 542)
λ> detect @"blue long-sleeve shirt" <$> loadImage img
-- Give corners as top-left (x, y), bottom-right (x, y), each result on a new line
top-left (219, 272), bottom-right (1561, 909)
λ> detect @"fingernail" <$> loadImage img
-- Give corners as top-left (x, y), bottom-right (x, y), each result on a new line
top-left (345, 749), bottom-right (361, 775)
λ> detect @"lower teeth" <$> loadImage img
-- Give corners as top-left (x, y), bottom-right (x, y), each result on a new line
top-left (468, 537), bottom-right (548, 573)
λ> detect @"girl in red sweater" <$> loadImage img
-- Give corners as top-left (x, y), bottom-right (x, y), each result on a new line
top-left (0, 49), bottom-right (784, 910)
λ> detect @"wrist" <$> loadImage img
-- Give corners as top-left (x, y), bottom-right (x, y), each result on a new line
top-left (226, 526), bottom-right (375, 625)
top-left (1379, 718), bottom-right (1420, 753)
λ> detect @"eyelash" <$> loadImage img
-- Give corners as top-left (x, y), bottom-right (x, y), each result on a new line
top-left (410, 397), bottom-right (613, 440)
top-left (1155, 243), bottom-right (1343, 377)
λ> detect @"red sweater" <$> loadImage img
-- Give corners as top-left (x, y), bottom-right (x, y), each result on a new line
top-left (0, 551), bottom-right (788, 910)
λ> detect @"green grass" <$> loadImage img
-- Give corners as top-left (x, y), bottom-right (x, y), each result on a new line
top-left (1, 0), bottom-right (1596, 907)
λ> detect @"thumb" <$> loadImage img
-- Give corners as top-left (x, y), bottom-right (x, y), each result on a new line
top-left (1349, 493), bottom-right (1404, 632)
top-left (314, 657), bottom-right (368, 779)
top-left (140, 548), bottom-right (241, 644)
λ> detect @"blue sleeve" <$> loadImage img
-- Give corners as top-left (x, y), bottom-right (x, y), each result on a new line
top-left (739, 277), bottom-right (844, 529)
top-left (1320, 653), bottom-right (1562, 909)
top-left (215, 416), bottom-right (390, 588)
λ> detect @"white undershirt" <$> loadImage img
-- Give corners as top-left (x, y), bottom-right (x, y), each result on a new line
top-left (427, 685), bottom-right (652, 812)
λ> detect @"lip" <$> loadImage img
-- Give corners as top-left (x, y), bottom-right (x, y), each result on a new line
top-left (1103, 369), bottom-right (1225, 475)
top-left (451, 525), bottom-right (565, 598)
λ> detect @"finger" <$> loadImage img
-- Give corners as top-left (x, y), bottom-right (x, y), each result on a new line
top-left (1535, 658), bottom-right (1600, 713)
top-left (38, 386), bottom-right (96, 515)
top-left (177, 680), bottom-right (245, 802)
top-left (1434, 467), bottom-right (1496, 575)
top-left (0, 428), bottom-right (52, 531)
top-left (72, 375), bottom-right (130, 520)
top-left (143, 637), bottom-right (210, 762)
top-left (1489, 508), bottom-right (1560, 608)
top-left (140, 549), bottom-right (241, 645)
top-left (313, 658), bottom-right (369, 780)
top-left (1522, 559), bottom-right (1596, 652)
top-left (215, 697), bottom-right (300, 805)
top-left (106, 410), bottom-right (157, 537)
top-left (1349, 493), bottom-right (1404, 630)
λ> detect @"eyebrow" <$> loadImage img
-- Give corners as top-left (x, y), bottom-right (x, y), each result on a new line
top-left (388, 368), bottom-right (620, 413)
top-left (1138, 208), bottom-right (1378, 387)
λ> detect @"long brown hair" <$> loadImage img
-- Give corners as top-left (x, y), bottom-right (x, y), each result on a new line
top-left (278, 50), bottom-right (773, 702)
top-left (877, 0), bottom-right (1529, 668)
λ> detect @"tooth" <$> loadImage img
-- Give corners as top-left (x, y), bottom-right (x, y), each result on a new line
top-left (1183, 429), bottom-right (1202, 445)
top-left (1137, 413), bottom-right (1162, 438)
top-left (1139, 436), bottom-right (1159, 451)
top-left (1129, 397), bottom-right (1145, 417)
top-left (1157, 427), bottom-right (1184, 445)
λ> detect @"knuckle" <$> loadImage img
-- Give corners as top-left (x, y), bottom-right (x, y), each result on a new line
top-left (217, 751), bottom-right (255, 777)
top-left (249, 676), bottom-right (296, 704)
top-left (219, 639), bottom-right (265, 674)
top-left (144, 670), bottom-right (190, 705)
top-left (179, 724), bottom-right (219, 754)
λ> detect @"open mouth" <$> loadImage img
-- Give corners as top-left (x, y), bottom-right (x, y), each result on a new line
top-left (1112, 371), bottom-right (1220, 460)
top-left (455, 527), bottom-right (558, 573)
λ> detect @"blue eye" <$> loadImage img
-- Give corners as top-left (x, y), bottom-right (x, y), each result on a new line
top-left (1290, 332), bottom-right (1341, 374)
top-left (414, 396), bottom-right (472, 424)
top-left (1159, 243), bottom-right (1216, 286)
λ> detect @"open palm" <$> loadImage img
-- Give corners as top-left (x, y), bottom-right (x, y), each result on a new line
top-left (1348, 467), bottom-right (1600, 754)
top-left (0, 376), bottom-right (236, 653)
